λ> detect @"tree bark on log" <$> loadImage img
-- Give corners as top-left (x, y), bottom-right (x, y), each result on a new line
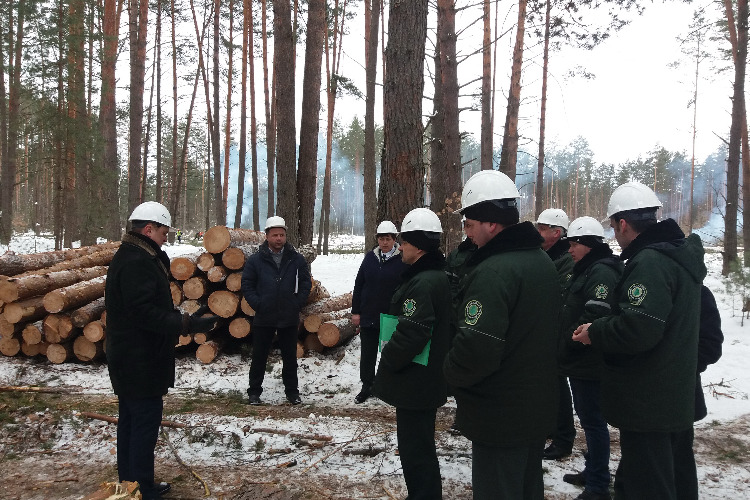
top-left (21, 320), bottom-right (44, 345)
top-left (228, 316), bottom-right (251, 338)
top-left (302, 331), bottom-right (325, 353)
top-left (3, 296), bottom-right (47, 324)
top-left (0, 266), bottom-right (108, 303)
top-left (317, 318), bottom-right (357, 348)
top-left (297, 244), bottom-right (317, 266)
top-left (196, 339), bottom-right (222, 363)
top-left (70, 296), bottom-right (106, 327)
top-left (225, 272), bottom-right (242, 292)
top-left (301, 293), bottom-right (353, 316)
top-left (306, 279), bottom-right (330, 304)
top-left (170, 253), bottom-right (200, 280)
top-left (7, 248), bottom-right (118, 280)
top-left (0, 336), bottom-right (21, 356)
top-left (206, 265), bottom-right (228, 283)
top-left (183, 276), bottom-right (209, 300)
top-left (43, 276), bottom-right (106, 314)
top-left (0, 242), bottom-right (120, 277)
top-left (73, 336), bottom-right (104, 361)
top-left (203, 226), bottom-right (265, 254)
top-left (83, 320), bottom-right (106, 342)
top-left (46, 342), bottom-right (74, 363)
top-left (196, 252), bottom-right (216, 272)
top-left (302, 308), bottom-right (350, 333)
top-left (100, 310), bottom-right (107, 327)
top-left (208, 290), bottom-right (240, 318)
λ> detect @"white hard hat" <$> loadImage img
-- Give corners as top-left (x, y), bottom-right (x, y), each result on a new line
top-left (606, 181), bottom-right (662, 219)
top-left (264, 216), bottom-right (287, 232)
top-left (376, 220), bottom-right (399, 235)
top-left (400, 208), bottom-right (443, 233)
top-left (536, 208), bottom-right (570, 230)
top-left (129, 201), bottom-right (172, 227)
top-left (567, 216), bottom-right (604, 239)
top-left (455, 170), bottom-right (520, 214)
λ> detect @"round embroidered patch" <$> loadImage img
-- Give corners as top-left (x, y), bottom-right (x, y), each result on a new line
top-left (465, 299), bottom-right (483, 325)
top-left (627, 283), bottom-right (647, 305)
top-left (403, 298), bottom-right (417, 317)
top-left (594, 284), bottom-right (609, 300)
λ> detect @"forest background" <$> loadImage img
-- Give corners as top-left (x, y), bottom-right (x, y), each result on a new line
top-left (0, 0), bottom-right (748, 273)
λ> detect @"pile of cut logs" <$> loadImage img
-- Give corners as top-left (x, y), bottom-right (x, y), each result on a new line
top-left (0, 226), bottom-right (356, 365)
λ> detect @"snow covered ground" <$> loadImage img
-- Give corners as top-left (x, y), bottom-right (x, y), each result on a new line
top-left (0, 232), bottom-right (749, 498)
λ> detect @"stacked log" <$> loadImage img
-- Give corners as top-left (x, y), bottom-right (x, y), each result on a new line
top-left (0, 242), bottom-right (116, 364)
top-left (0, 228), bottom-right (359, 366)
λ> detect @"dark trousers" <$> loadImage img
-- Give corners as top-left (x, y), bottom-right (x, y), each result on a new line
top-left (550, 375), bottom-right (575, 449)
top-left (396, 407), bottom-right (442, 500)
top-left (570, 377), bottom-right (610, 494)
top-left (359, 326), bottom-right (379, 390)
top-left (472, 439), bottom-right (545, 500)
top-left (614, 427), bottom-right (697, 500)
top-left (248, 325), bottom-right (299, 397)
top-left (117, 396), bottom-right (163, 500)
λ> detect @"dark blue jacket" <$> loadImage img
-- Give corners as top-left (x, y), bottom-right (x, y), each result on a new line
top-left (241, 242), bottom-right (312, 328)
top-left (351, 245), bottom-right (407, 328)
top-left (695, 285), bottom-right (723, 421)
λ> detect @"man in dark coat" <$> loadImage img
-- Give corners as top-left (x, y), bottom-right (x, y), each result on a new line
top-left (351, 220), bottom-right (407, 403)
top-left (444, 170), bottom-right (560, 500)
top-left (241, 216), bottom-right (312, 405)
top-left (536, 207), bottom-right (577, 461)
top-left (106, 201), bottom-right (217, 500)
top-left (372, 208), bottom-right (453, 500)
top-left (573, 182), bottom-right (707, 500)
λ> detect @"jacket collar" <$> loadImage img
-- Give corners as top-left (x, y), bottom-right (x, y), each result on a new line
top-left (620, 218), bottom-right (684, 261)
top-left (401, 250), bottom-right (446, 281)
top-left (123, 232), bottom-right (171, 278)
top-left (469, 221), bottom-right (544, 266)
top-left (572, 242), bottom-right (615, 277)
top-left (546, 237), bottom-right (570, 261)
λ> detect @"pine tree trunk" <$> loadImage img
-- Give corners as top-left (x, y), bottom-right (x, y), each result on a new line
top-left (128, 0), bottom-right (149, 213)
top-left (535, 0), bottom-right (551, 219)
top-left (363, 0), bottom-right (380, 244)
top-left (480, 0), bottom-right (492, 170)
top-left (237, 0), bottom-right (249, 228)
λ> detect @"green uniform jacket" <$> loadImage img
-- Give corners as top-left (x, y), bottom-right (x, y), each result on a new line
top-left (547, 238), bottom-right (574, 288)
top-left (444, 221), bottom-right (560, 447)
top-left (372, 251), bottom-right (453, 410)
top-left (105, 233), bottom-right (187, 398)
top-left (558, 243), bottom-right (623, 380)
top-left (588, 219), bottom-right (706, 432)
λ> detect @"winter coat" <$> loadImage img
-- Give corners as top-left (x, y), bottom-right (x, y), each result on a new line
top-left (547, 238), bottom-right (574, 288)
top-left (351, 244), bottom-right (407, 328)
top-left (695, 285), bottom-right (723, 421)
top-left (588, 219), bottom-right (707, 432)
top-left (443, 221), bottom-right (560, 447)
top-left (445, 238), bottom-right (477, 306)
top-left (372, 251), bottom-right (453, 410)
top-left (558, 243), bottom-right (623, 380)
top-left (241, 242), bottom-right (312, 328)
top-left (105, 232), bottom-right (187, 398)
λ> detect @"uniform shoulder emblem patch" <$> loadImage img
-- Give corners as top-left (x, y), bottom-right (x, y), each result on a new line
top-left (594, 284), bottom-right (608, 300)
top-left (403, 298), bottom-right (417, 317)
top-left (627, 283), bottom-right (647, 306)
top-left (465, 299), bottom-right (483, 325)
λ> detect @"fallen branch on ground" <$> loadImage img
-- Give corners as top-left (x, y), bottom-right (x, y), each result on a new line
top-left (79, 411), bottom-right (187, 429)
top-left (161, 428), bottom-right (211, 497)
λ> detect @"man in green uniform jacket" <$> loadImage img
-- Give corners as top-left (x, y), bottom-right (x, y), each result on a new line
top-left (573, 182), bottom-right (707, 500)
top-left (558, 216), bottom-right (623, 500)
top-left (373, 208), bottom-right (453, 500)
top-left (536, 207), bottom-right (577, 461)
top-left (444, 170), bottom-right (560, 500)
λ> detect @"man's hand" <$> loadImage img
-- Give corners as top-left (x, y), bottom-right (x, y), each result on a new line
top-left (351, 314), bottom-right (361, 327)
top-left (572, 323), bottom-right (592, 345)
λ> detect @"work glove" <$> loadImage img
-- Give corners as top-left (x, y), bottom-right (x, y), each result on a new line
top-left (189, 314), bottom-right (219, 334)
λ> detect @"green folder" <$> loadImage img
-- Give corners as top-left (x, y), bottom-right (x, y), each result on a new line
top-left (379, 313), bottom-right (431, 366)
